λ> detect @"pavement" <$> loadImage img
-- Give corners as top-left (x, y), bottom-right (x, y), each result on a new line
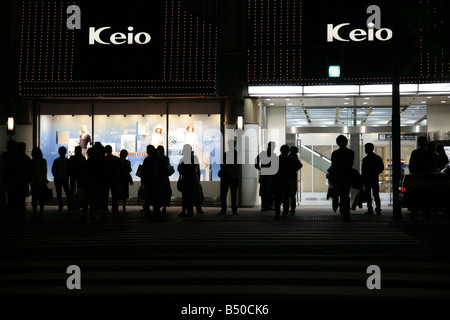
top-left (0, 202), bottom-right (449, 316)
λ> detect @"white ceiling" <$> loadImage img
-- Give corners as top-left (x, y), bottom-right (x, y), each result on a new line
top-left (260, 95), bottom-right (449, 127)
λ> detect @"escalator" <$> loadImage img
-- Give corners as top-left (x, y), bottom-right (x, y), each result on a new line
top-left (299, 145), bottom-right (331, 174)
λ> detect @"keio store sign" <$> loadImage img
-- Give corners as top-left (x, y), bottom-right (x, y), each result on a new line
top-left (248, 0), bottom-right (450, 86)
top-left (20, 0), bottom-right (218, 96)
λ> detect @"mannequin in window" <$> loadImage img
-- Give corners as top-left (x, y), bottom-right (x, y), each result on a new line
top-left (151, 125), bottom-right (164, 148)
top-left (79, 125), bottom-right (92, 158)
top-left (183, 124), bottom-right (198, 155)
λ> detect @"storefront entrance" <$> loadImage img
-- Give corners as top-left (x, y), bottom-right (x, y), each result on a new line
top-left (260, 95), bottom-right (436, 207)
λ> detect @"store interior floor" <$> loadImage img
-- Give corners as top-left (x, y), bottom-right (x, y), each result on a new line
top-left (299, 192), bottom-right (392, 207)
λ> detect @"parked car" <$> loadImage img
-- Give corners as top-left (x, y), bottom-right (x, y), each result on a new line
top-left (399, 164), bottom-right (450, 215)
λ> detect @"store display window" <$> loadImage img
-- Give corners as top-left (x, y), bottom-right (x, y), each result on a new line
top-left (40, 115), bottom-right (92, 181)
top-left (94, 114), bottom-right (167, 181)
top-left (168, 114), bottom-right (221, 181)
top-left (39, 103), bottom-right (222, 183)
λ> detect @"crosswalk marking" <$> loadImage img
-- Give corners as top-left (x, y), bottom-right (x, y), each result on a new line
top-left (1, 208), bottom-right (449, 303)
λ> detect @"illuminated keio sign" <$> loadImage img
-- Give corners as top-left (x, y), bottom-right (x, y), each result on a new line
top-left (327, 5), bottom-right (393, 42)
top-left (89, 27), bottom-right (151, 45)
top-left (67, 5), bottom-right (152, 45)
top-left (19, 0), bottom-right (218, 96)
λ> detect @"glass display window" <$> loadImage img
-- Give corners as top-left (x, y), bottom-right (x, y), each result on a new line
top-left (94, 114), bottom-right (167, 181)
top-left (40, 115), bottom-right (92, 181)
top-left (39, 102), bottom-right (222, 184)
top-left (168, 114), bottom-right (221, 181)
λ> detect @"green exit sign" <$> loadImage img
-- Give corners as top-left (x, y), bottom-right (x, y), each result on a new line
top-left (328, 65), bottom-right (341, 77)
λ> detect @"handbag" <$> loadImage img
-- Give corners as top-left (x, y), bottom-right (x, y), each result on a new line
top-left (177, 175), bottom-right (183, 192)
top-left (167, 165), bottom-right (175, 176)
top-left (69, 189), bottom-right (86, 210)
top-left (351, 168), bottom-right (363, 189)
top-left (43, 186), bottom-right (53, 202)
top-left (138, 185), bottom-right (146, 200)
top-left (136, 164), bottom-right (143, 178)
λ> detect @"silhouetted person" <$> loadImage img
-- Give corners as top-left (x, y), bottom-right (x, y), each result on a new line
top-left (118, 149), bottom-right (134, 212)
top-left (427, 141), bottom-right (437, 166)
top-left (2, 140), bottom-right (18, 218)
top-left (218, 140), bottom-right (241, 215)
top-left (273, 145), bottom-right (292, 218)
top-left (288, 146), bottom-right (303, 215)
top-left (68, 146), bottom-right (86, 196)
top-left (85, 142), bottom-right (106, 218)
top-left (102, 145), bottom-right (121, 217)
top-left (409, 136), bottom-right (436, 173)
top-left (435, 144), bottom-right (449, 171)
top-left (3, 140), bottom-right (31, 220)
top-left (78, 147), bottom-right (91, 219)
top-left (409, 137), bottom-right (437, 219)
top-left (255, 141), bottom-right (277, 211)
top-left (157, 146), bottom-right (172, 214)
top-left (52, 146), bottom-right (71, 212)
top-left (142, 145), bottom-right (160, 216)
top-left (0, 141), bottom-right (18, 215)
top-left (0, 150), bottom-right (5, 214)
top-left (194, 162), bottom-right (205, 214)
top-left (361, 143), bottom-right (384, 215)
top-left (177, 144), bottom-right (200, 217)
top-left (30, 147), bottom-right (47, 220)
top-left (18, 142), bottom-right (32, 218)
top-left (330, 135), bottom-right (354, 222)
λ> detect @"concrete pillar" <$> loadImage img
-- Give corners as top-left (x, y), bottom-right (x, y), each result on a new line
top-left (239, 98), bottom-right (262, 207)
top-left (266, 107), bottom-right (286, 154)
top-left (350, 133), bottom-right (360, 171)
top-left (350, 108), bottom-right (360, 170)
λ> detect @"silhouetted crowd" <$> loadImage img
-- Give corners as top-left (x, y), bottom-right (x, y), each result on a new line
top-left (409, 136), bottom-right (449, 174)
top-left (1, 136), bottom-right (448, 223)
top-left (254, 142), bottom-right (303, 219)
top-left (0, 140), bottom-right (155, 221)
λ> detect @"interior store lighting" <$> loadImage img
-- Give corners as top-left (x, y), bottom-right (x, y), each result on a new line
top-left (237, 115), bottom-right (244, 130)
top-left (248, 83), bottom-right (450, 97)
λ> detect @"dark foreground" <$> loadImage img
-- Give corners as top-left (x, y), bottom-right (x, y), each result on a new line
top-left (1, 204), bottom-right (449, 317)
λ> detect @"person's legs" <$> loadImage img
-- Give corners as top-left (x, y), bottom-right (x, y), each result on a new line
top-left (261, 177), bottom-right (272, 210)
top-left (62, 180), bottom-right (71, 210)
top-left (184, 190), bottom-right (194, 216)
top-left (274, 190), bottom-right (282, 217)
top-left (365, 184), bottom-right (374, 214)
top-left (54, 180), bottom-right (63, 211)
top-left (32, 194), bottom-right (38, 216)
top-left (144, 186), bottom-right (152, 216)
top-left (282, 188), bottom-right (290, 216)
top-left (219, 179), bottom-right (228, 214)
top-left (230, 179), bottom-right (239, 214)
top-left (339, 183), bottom-right (351, 222)
top-left (289, 193), bottom-right (296, 215)
top-left (372, 183), bottom-right (382, 214)
top-left (70, 178), bottom-right (77, 196)
top-left (111, 184), bottom-right (119, 216)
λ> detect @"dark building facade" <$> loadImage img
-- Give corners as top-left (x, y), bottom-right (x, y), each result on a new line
top-left (1, 0), bottom-right (450, 209)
